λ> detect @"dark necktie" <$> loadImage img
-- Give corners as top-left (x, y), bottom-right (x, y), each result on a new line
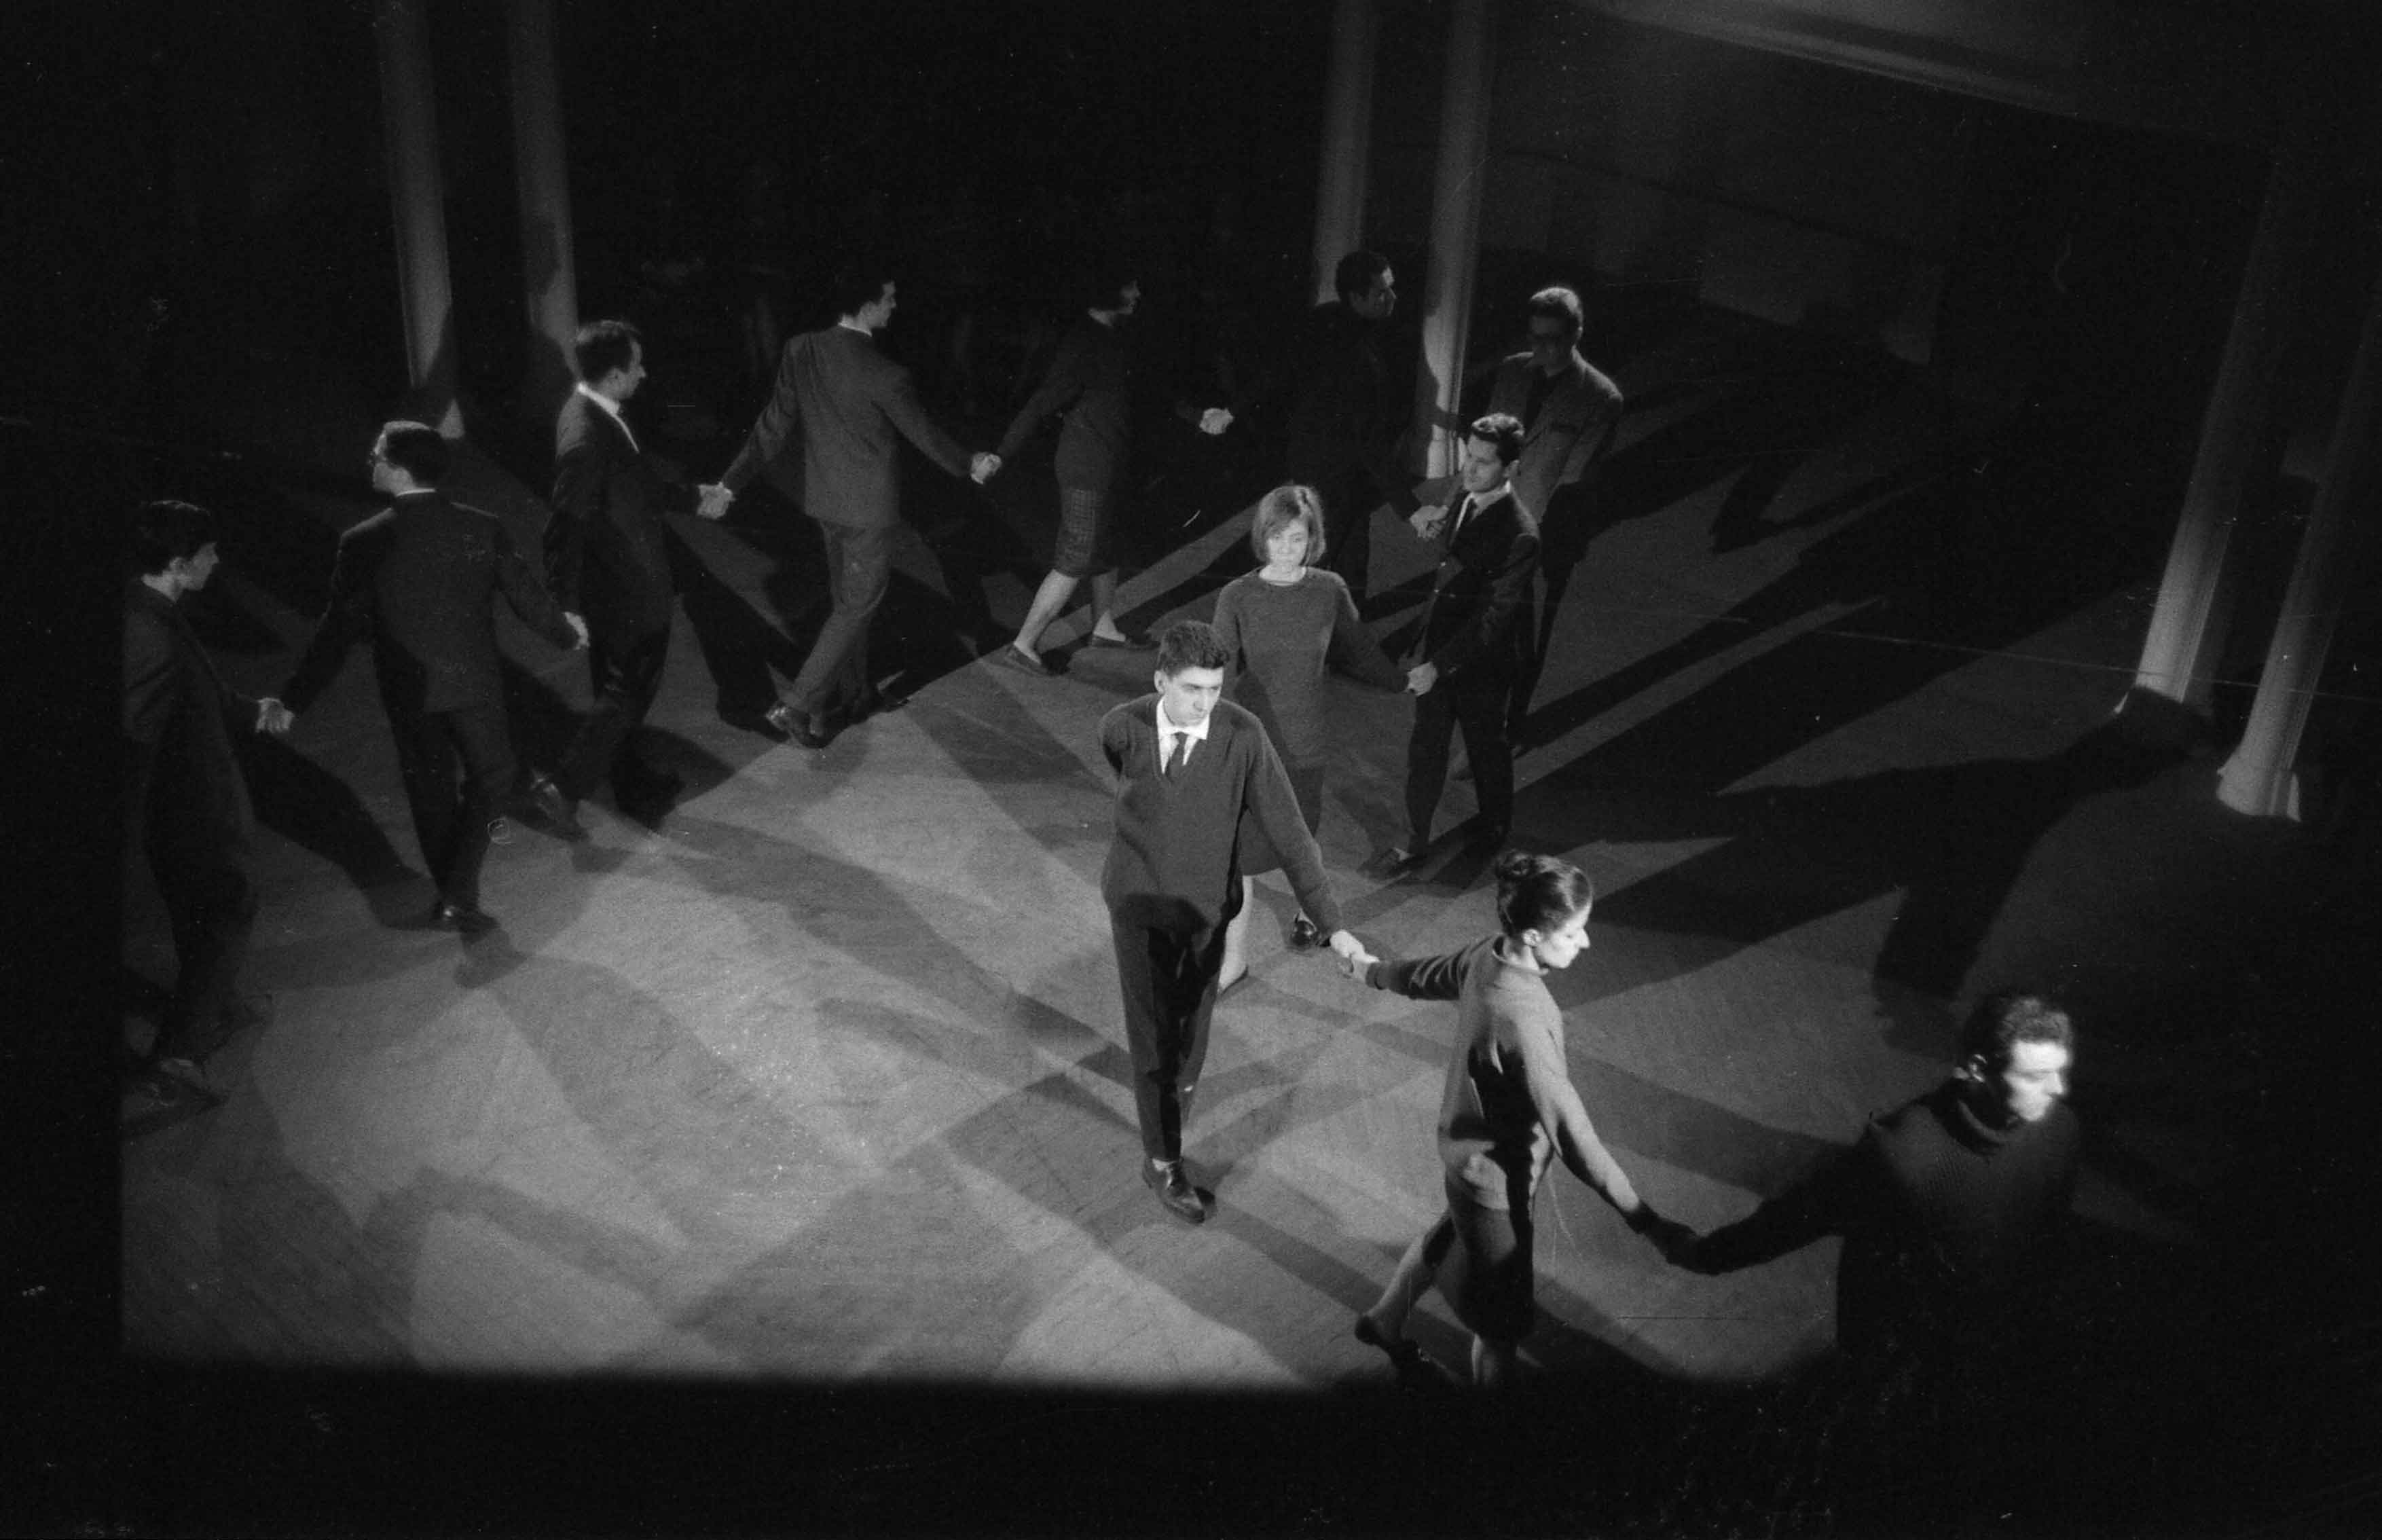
top-left (1447, 496), bottom-right (1474, 547)
top-left (1164, 733), bottom-right (1188, 778)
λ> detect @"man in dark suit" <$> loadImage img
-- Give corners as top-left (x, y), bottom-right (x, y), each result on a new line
top-left (274, 422), bottom-right (584, 934)
top-left (1100, 621), bottom-right (1370, 1222)
top-left (1484, 286), bottom-right (1624, 744)
top-left (125, 498), bottom-right (277, 1103)
top-left (703, 265), bottom-right (999, 748)
top-left (530, 319), bottom-right (714, 832)
top-left (1272, 250), bottom-right (1419, 606)
top-left (1382, 413), bottom-right (1541, 876)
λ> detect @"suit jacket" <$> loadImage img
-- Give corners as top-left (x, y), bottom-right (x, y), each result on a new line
top-left (721, 324), bottom-right (974, 528)
top-left (546, 390), bottom-right (691, 638)
top-left (285, 490), bottom-right (577, 717)
top-left (1408, 479), bottom-right (1540, 685)
top-left (1485, 350), bottom-right (1623, 523)
top-left (125, 580), bottom-right (255, 860)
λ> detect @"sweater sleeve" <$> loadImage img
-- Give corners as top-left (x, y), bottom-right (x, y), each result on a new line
top-left (1361, 946), bottom-right (1471, 1002)
top-left (1323, 574), bottom-right (1408, 691)
top-left (1211, 582), bottom-right (1246, 686)
top-left (1239, 722), bottom-right (1342, 934)
top-left (995, 327), bottom-right (1089, 462)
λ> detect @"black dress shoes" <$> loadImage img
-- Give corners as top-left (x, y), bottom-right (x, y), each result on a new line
top-left (731, 703), bottom-right (793, 742)
top-left (1143, 1159), bottom-right (1207, 1224)
top-left (1372, 846), bottom-right (1429, 881)
top-left (1289, 915), bottom-right (1323, 951)
top-left (430, 898), bottom-right (498, 938)
top-left (788, 711), bottom-right (833, 750)
top-left (990, 644), bottom-right (1046, 676)
top-left (524, 777), bottom-right (588, 842)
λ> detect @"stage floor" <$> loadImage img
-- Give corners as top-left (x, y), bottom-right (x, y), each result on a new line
top-left (118, 310), bottom-right (2345, 1429)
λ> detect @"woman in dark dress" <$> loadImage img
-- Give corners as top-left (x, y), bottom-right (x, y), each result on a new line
top-left (1211, 483), bottom-right (1407, 987)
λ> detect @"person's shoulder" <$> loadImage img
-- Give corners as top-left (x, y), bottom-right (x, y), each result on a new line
top-left (1871, 1081), bottom-right (1960, 1146)
top-left (553, 395), bottom-right (604, 450)
top-left (1211, 698), bottom-right (1263, 741)
top-left (344, 505), bottom-right (401, 542)
top-left (1100, 695), bottom-right (1156, 732)
top-left (124, 586), bottom-right (173, 636)
top-left (443, 495), bottom-right (504, 526)
top-left (1574, 358), bottom-right (1623, 405)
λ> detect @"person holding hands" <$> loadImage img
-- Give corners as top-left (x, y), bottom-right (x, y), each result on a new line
top-left (1344, 850), bottom-right (1690, 1386)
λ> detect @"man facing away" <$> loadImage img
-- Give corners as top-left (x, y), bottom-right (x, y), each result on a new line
top-left (701, 264), bottom-right (1000, 748)
top-left (1484, 285), bottom-right (1623, 746)
top-left (274, 422), bottom-right (584, 934)
top-left (1260, 250), bottom-right (1419, 607)
top-left (124, 498), bottom-right (276, 1103)
top-left (1100, 620), bottom-right (1370, 1223)
top-left (1382, 413), bottom-right (1541, 878)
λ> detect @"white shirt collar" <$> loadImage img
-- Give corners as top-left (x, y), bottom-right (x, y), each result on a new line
top-left (1155, 701), bottom-right (1211, 768)
top-left (576, 381), bottom-right (638, 452)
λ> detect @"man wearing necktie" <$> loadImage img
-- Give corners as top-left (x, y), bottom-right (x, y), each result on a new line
top-left (1381, 414), bottom-right (1540, 879)
top-left (1099, 620), bottom-right (1372, 1222)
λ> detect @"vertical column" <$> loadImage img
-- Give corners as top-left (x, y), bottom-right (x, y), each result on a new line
top-left (507, 0), bottom-right (581, 425)
top-left (1412, 0), bottom-right (1495, 477)
top-left (1311, 0), bottom-right (1378, 304)
top-left (2129, 68), bottom-right (2324, 715)
top-left (374, 0), bottom-right (462, 437)
top-left (2218, 258), bottom-right (2382, 818)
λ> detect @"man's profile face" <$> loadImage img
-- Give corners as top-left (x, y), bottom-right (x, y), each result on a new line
top-left (175, 542), bottom-right (221, 592)
top-left (1974, 1040), bottom-right (2071, 1124)
top-left (1456, 433), bottom-right (1509, 498)
top-left (1527, 316), bottom-right (1574, 375)
top-left (1154, 664), bottom-right (1224, 730)
top-left (1351, 267), bottom-right (1395, 321)
top-left (863, 282), bottom-right (898, 331)
top-left (602, 340), bottom-right (648, 403)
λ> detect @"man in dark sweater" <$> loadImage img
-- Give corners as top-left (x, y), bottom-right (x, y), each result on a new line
top-left (1685, 992), bottom-right (2081, 1370)
top-left (1101, 621), bottom-right (1371, 1222)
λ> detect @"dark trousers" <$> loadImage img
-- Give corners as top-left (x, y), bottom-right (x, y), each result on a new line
top-left (1507, 496), bottom-right (1594, 741)
top-left (1407, 675), bottom-right (1516, 849)
top-left (390, 701), bottom-right (515, 909)
top-left (557, 624), bottom-right (670, 800)
top-left (1286, 439), bottom-right (1379, 604)
top-left (1110, 915), bottom-right (1231, 1162)
top-left (147, 836), bottom-right (256, 1063)
top-left (788, 519), bottom-right (894, 719)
